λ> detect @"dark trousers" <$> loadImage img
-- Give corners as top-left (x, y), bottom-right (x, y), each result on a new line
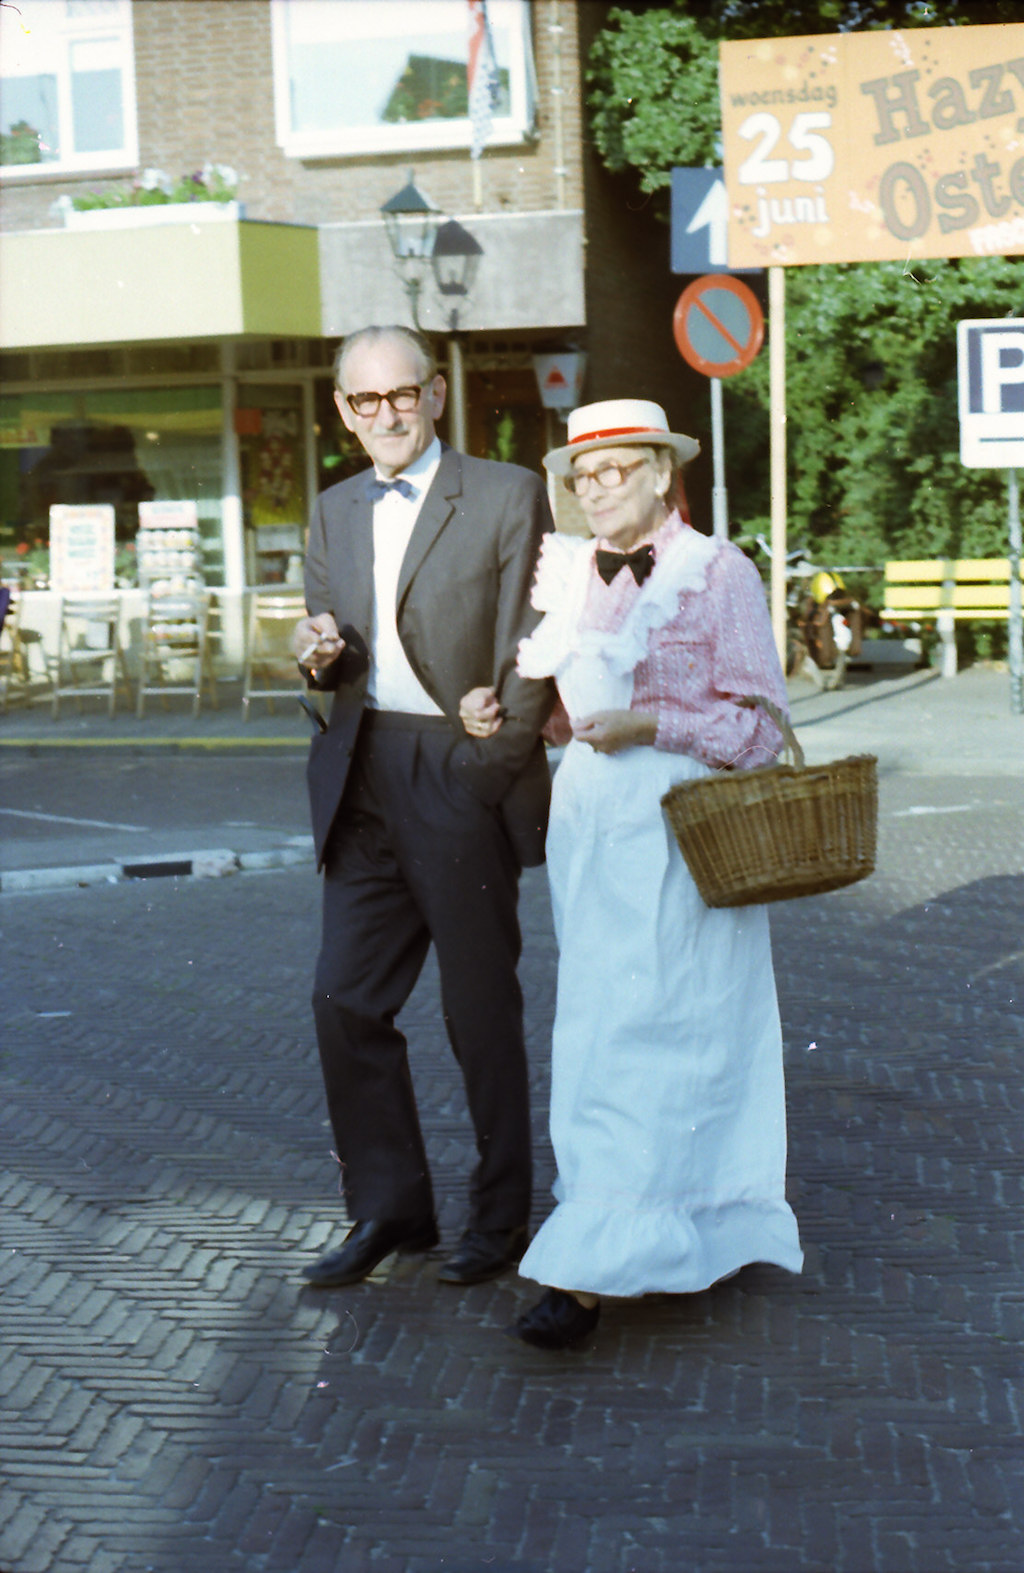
top-left (312, 713), bottom-right (532, 1231)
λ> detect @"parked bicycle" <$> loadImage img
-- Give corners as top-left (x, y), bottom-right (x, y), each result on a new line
top-left (744, 536), bottom-right (875, 691)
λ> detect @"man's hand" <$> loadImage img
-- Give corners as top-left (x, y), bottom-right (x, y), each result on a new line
top-left (458, 685), bottom-right (505, 738)
top-left (293, 612), bottom-right (344, 674)
top-left (573, 709), bottom-right (657, 754)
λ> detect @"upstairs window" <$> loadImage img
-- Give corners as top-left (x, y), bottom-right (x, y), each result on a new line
top-left (271, 0), bottom-right (534, 161)
top-left (0, 0), bottom-right (138, 178)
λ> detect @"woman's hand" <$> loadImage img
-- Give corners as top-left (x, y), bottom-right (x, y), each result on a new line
top-left (459, 685), bottom-right (505, 738)
top-left (573, 709), bottom-right (657, 754)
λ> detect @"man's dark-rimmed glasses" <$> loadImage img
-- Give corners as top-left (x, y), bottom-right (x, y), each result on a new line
top-left (345, 384), bottom-right (426, 418)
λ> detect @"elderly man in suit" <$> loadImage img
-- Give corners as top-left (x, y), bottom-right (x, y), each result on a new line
top-left (292, 324), bottom-right (554, 1289)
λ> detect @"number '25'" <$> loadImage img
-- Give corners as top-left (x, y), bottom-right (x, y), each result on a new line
top-left (738, 113), bottom-right (835, 184)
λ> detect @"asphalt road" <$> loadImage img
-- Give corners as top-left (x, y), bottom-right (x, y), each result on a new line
top-left (0, 749), bottom-right (312, 873)
top-left (2, 666), bottom-right (1022, 886)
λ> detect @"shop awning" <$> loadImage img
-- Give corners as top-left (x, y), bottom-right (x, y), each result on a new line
top-left (0, 217), bottom-right (322, 348)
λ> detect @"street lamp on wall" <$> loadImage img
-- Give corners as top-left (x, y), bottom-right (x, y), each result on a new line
top-left (380, 175), bottom-right (442, 331)
top-left (381, 178), bottom-right (485, 454)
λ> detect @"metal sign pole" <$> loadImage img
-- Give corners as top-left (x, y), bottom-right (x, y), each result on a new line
top-left (710, 376), bottom-right (728, 539)
top-left (672, 274), bottom-right (764, 551)
top-left (769, 265), bottom-right (787, 666)
top-left (1009, 466), bottom-right (1023, 716)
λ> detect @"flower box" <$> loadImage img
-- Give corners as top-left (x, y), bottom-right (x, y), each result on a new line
top-left (64, 201), bottom-right (245, 230)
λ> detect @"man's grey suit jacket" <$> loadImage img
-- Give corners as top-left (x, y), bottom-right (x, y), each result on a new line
top-left (302, 444), bottom-right (555, 867)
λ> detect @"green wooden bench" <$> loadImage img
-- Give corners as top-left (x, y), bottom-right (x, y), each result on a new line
top-left (882, 558), bottom-right (1024, 677)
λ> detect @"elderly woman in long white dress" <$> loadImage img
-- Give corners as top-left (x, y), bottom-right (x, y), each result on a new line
top-left (460, 399), bottom-right (803, 1350)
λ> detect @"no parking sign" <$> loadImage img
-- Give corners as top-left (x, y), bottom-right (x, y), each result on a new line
top-left (672, 276), bottom-right (765, 542)
top-left (672, 275), bottom-right (764, 379)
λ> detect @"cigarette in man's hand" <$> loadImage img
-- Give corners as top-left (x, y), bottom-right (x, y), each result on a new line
top-left (300, 641), bottom-right (322, 664)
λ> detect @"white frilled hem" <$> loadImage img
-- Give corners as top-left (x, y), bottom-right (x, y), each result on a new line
top-left (519, 1196), bottom-right (805, 1299)
top-left (519, 738), bottom-right (803, 1300)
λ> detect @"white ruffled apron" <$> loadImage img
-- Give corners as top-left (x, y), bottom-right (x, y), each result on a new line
top-left (517, 527), bottom-right (803, 1297)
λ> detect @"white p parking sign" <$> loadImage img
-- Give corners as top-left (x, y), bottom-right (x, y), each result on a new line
top-left (957, 320), bottom-right (1024, 469)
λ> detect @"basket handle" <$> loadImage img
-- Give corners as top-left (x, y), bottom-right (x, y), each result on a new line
top-left (738, 694), bottom-right (805, 769)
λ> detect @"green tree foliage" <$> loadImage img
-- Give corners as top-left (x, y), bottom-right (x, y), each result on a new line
top-left (729, 258), bottom-right (1022, 576)
top-left (588, 10), bottom-right (721, 185)
top-left (586, 1), bottom-right (1023, 570)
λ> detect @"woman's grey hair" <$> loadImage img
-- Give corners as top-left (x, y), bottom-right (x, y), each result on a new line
top-left (333, 325), bottom-right (438, 390)
top-left (640, 442), bottom-right (680, 485)
top-left (637, 443), bottom-right (674, 469)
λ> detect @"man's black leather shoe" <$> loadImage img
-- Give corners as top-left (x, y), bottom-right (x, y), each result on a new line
top-left (302, 1217), bottom-right (439, 1287)
top-left (508, 1287), bottom-right (600, 1350)
top-left (437, 1224), bottom-right (529, 1285)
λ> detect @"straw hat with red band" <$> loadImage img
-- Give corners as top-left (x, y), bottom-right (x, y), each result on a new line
top-left (543, 398), bottom-right (700, 477)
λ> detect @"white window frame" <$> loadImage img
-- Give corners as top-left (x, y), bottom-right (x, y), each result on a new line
top-left (0, 0), bottom-right (138, 181)
top-left (270, 0), bottom-right (535, 162)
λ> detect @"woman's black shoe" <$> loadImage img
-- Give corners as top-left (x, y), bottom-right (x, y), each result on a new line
top-left (509, 1288), bottom-right (600, 1350)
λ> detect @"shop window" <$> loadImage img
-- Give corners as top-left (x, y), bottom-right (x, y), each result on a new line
top-left (123, 344), bottom-right (221, 377)
top-left (235, 339), bottom-right (328, 373)
top-left (270, 0), bottom-right (533, 161)
top-left (237, 384), bottom-right (309, 584)
top-left (314, 376), bottom-right (367, 496)
top-left (0, 354), bottom-right (32, 383)
top-left (0, 387), bottom-right (223, 586)
top-left (466, 368), bottom-right (545, 472)
top-left (0, 0), bottom-right (137, 178)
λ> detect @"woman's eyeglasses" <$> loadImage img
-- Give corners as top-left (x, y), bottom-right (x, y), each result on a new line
top-left (345, 383), bottom-right (426, 418)
top-left (563, 456), bottom-right (648, 497)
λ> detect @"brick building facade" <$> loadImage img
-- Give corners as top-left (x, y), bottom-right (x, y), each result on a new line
top-left (0, 0), bottom-right (710, 673)
top-left (2, 0), bottom-right (586, 233)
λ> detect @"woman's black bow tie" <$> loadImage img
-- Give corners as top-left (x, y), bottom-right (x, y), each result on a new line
top-left (595, 542), bottom-right (655, 586)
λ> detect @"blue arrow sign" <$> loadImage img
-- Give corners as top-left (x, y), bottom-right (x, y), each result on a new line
top-left (670, 168), bottom-right (759, 276)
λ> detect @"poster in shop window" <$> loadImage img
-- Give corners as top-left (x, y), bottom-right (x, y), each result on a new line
top-left (718, 23), bottom-right (1024, 268)
top-left (49, 504), bottom-right (115, 594)
top-left (244, 408), bottom-right (305, 528)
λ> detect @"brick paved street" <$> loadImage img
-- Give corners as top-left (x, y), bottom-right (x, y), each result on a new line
top-left (2, 687), bottom-right (1023, 1570)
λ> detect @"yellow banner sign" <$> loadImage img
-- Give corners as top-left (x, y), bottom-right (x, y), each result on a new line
top-left (719, 23), bottom-right (1024, 266)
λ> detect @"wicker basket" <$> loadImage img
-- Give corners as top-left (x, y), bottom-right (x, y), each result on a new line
top-left (661, 696), bottom-right (878, 908)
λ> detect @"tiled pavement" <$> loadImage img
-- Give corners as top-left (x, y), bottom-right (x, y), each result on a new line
top-left (1, 670), bottom-right (1023, 1573)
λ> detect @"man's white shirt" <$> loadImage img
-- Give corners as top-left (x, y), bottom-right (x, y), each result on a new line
top-left (366, 437), bottom-right (444, 715)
